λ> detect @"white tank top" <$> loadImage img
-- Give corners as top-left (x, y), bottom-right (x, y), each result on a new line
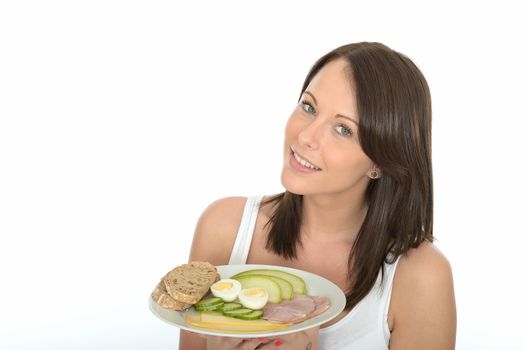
top-left (228, 196), bottom-right (400, 350)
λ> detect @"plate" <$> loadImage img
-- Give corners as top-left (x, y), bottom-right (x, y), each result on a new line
top-left (149, 264), bottom-right (346, 338)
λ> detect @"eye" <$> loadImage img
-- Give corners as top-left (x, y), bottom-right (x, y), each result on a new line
top-left (336, 124), bottom-right (353, 137)
top-left (300, 100), bottom-right (316, 115)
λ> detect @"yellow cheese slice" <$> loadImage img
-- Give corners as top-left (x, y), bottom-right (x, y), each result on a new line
top-left (185, 312), bottom-right (291, 332)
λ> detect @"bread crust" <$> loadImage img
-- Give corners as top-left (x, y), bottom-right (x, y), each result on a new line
top-left (162, 261), bottom-right (220, 305)
top-left (151, 279), bottom-right (192, 311)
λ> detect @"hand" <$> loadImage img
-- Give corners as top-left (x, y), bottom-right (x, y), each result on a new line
top-left (254, 328), bottom-right (318, 350)
top-left (203, 335), bottom-right (273, 350)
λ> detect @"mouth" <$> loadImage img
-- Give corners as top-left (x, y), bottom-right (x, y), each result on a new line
top-left (290, 146), bottom-right (322, 171)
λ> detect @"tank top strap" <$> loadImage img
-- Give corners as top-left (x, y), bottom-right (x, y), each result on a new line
top-left (228, 195), bottom-right (264, 265)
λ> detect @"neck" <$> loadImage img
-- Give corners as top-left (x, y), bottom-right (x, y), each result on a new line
top-left (301, 193), bottom-right (367, 245)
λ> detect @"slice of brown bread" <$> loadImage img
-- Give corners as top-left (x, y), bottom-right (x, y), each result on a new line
top-left (163, 261), bottom-right (220, 304)
top-left (151, 279), bottom-right (192, 311)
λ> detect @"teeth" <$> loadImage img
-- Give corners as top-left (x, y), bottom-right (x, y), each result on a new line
top-left (292, 149), bottom-right (320, 170)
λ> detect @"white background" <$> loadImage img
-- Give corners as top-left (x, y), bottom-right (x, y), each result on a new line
top-left (1, 1), bottom-right (525, 349)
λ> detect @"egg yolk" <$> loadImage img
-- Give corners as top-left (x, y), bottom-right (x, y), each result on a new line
top-left (214, 282), bottom-right (233, 291)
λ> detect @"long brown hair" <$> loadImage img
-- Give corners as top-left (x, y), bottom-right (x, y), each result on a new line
top-left (264, 42), bottom-right (433, 310)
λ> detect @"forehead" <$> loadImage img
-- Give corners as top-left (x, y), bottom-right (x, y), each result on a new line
top-left (305, 58), bottom-right (358, 118)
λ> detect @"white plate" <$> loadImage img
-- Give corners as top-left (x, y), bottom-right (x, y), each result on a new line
top-left (149, 264), bottom-right (346, 338)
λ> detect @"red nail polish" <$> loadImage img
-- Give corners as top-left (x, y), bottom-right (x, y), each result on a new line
top-left (257, 337), bottom-right (266, 341)
top-left (274, 339), bottom-right (284, 346)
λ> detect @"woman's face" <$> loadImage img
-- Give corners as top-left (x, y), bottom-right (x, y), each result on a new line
top-left (281, 58), bottom-right (374, 198)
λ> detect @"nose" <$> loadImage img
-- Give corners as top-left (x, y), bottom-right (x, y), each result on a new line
top-left (297, 118), bottom-right (323, 150)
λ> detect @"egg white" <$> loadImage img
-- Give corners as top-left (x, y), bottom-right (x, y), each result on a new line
top-left (238, 287), bottom-right (269, 310)
top-left (210, 279), bottom-right (242, 302)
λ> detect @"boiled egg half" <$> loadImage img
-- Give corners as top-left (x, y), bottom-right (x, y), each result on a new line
top-left (238, 287), bottom-right (269, 310)
top-left (210, 279), bottom-right (242, 302)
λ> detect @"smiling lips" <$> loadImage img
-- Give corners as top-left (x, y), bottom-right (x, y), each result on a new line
top-left (290, 146), bottom-right (322, 171)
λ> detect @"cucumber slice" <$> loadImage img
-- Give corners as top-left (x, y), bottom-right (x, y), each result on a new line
top-left (194, 297), bottom-right (224, 311)
top-left (195, 297), bottom-right (223, 307)
top-left (222, 308), bottom-right (253, 317)
top-left (234, 310), bottom-right (264, 320)
top-left (221, 302), bottom-right (243, 312)
top-left (194, 302), bottom-right (224, 312)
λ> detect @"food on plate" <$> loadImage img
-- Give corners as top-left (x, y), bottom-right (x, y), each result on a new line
top-left (163, 261), bottom-right (220, 304)
top-left (194, 297), bottom-right (224, 312)
top-left (231, 269), bottom-right (307, 294)
top-left (210, 279), bottom-right (242, 302)
top-left (263, 294), bottom-right (331, 324)
top-left (185, 311), bottom-right (292, 332)
top-left (232, 275), bottom-right (282, 303)
top-left (237, 274), bottom-right (293, 301)
top-left (223, 307), bottom-right (264, 320)
top-left (151, 279), bottom-right (192, 311)
top-left (151, 261), bottom-right (220, 311)
top-left (238, 287), bottom-right (269, 310)
top-left (193, 267), bottom-right (330, 325)
top-left (151, 263), bottom-right (332, 332)
top-left (194, 299), bottom-right (265, 321)
top-left (221, 302), bottom-right (243, 312)
top-left (261, 275), bottom-right (293, 300)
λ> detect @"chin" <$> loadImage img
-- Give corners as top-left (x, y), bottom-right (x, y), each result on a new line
top-left (280, 171), bottom-right (310, 196)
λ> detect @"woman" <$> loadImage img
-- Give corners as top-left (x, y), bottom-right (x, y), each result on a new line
top-left (179, 42), bottom-right (456, 350)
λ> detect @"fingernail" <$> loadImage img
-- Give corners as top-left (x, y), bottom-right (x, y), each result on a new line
top-left (274, 339), bottom-right (283, 347)
top-left (257, 337), bottom-right (267, 341)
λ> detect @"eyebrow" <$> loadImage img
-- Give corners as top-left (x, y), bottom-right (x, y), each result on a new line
top-left (304, 90), bottom-right (359, 126)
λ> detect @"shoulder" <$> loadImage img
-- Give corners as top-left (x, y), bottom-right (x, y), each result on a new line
top-left (188, 196), bottom-right (248, 266)
top-left (389, 241), bottom-right (456, 349)
top-left (396, 241), bottom-right (453, 286)
top-left (199, 196), bottom-right (248, 226)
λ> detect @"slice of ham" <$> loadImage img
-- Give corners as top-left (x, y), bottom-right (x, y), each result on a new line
top-left (263, 294), bottom-right (331, 324)
top-left (308, 295), bottom-right (331, 318)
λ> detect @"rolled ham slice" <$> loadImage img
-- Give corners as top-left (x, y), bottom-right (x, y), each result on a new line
top-left (263, 294), bottom-right (331, 324)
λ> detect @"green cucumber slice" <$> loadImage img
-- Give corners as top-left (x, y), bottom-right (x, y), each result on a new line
top-left (221, 302), bottom-right (243, 312)
top-left (234, 310), bottom-right (264, 320)
top-left (195, 297), bottom-right (223, 307)
top-left (194, 297), bottom-right (224, 311)
top-left (222, 308), bottom-right (253, 317)
top-left (194, 302), bottom-right (224, 312)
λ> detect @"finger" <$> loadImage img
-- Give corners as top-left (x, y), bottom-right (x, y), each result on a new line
top-left (253, 341), bottom-right (280, 350)
top-left (239, 338), bottom-right (270, 350)
top-left (183, 329), bottom-right (208, 339)
top-left (224, 337), bottom-right (245, 346)
top-left (205, 335), bottom-right (244, 348)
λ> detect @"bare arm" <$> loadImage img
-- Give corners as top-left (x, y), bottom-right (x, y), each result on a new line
top-left (389, 242), bottom-right (457, 350)
top-left (179, 197), bottom-right (247, 350)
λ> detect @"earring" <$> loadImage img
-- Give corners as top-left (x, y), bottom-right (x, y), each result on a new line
top-left (368, 167), bottom-right (381, 179)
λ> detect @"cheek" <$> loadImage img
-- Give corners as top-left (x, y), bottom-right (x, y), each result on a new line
top-left (326, 148), bottom-right (372, 177)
